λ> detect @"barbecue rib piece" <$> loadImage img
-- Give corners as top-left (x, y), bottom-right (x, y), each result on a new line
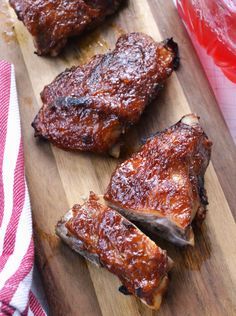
top-left (104, 114), bottom-right (212, 246)
top-left (32, 32), bottom-right (179, 156)
top-left (9, 0), bottom-right (123, 56)
top-left (56, 192), bottom-right (173, 310)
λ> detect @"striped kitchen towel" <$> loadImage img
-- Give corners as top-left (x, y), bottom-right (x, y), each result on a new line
top-left (0, 61), bottom-right (46, 315)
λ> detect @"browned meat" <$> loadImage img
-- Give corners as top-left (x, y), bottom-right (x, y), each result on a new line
top-left (9, 0), bottom-right (123, 56)
top-left (32, 32), bottom-right (179, 156)
top-left (56, 192), bottom-right (173, 310)
top-left (104, 114), bottom-right (212, 246)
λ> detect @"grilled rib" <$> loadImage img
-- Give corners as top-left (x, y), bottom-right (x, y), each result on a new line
top-left (9, 0), bottom-right (124, 56)
top-left (56, 192), bottom-right (173, 309)
top-left (32, 32), bottom-right (179, 156)
top-left (104, 114), bottom-right (212, 246)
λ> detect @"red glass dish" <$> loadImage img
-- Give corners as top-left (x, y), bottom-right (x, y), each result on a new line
top-left (177, 0), bottom-right (236, 83)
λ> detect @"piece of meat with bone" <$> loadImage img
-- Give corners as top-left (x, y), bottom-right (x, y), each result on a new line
top-left (56, 192), bottom-right (173, 310)
top-left (32, 32), bottom-right (179, 156)
top-left (104, 114), bottom-right (212, 246)
top-left (9, 0), bottom-right (124, 56)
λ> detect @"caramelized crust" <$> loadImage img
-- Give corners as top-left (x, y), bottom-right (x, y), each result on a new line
top-left (9, 0), bottom-right (123, 56)
top-left (56, 193), bottom-right (171, 309)
top-left (32, 33), bottom-right (179, 155)
top-left (104, 114), bottom-right (212, 245)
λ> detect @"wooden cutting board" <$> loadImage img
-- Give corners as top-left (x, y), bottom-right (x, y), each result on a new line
top-left (1, 1), bottom-right (236, 315)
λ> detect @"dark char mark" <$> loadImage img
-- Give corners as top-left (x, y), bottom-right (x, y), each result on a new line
top-left (118, 285), bottom-right (132, 295)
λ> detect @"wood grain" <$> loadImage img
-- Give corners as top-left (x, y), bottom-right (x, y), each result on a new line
top-left (1, 0), bottom-right (236, 315)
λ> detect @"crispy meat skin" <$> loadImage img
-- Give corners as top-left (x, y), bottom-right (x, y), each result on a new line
top-left (56, 193), bottom-right (171, 309)
top-left (104, 114), bottom-right (212, 245)
top-left (9, 0), bottom-right (123, 56)
top-left (32, 33), bottom-right (178, 154)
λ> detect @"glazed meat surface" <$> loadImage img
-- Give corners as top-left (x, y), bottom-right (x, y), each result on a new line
top-left (56, 192), bottom-right (172, 309)
top-left (32, 32), bottom-right (179, 156)
top-left (104, 114), bottom-right (212, 245)
top-left (9, 0), bottom-right (123, 56)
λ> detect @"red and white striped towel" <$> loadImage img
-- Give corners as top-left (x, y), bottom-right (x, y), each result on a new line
top-left (0, 61), bottom-right (46, 316)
